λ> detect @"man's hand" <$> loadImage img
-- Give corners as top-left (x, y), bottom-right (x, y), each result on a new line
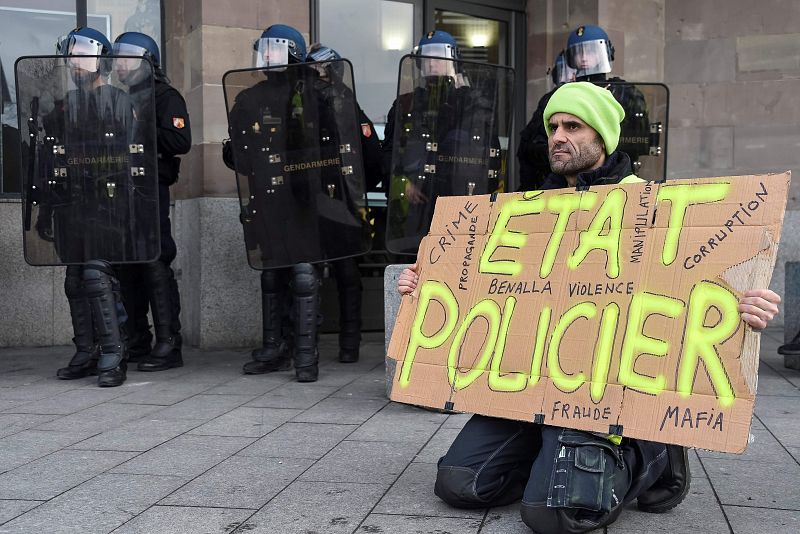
top-left (405, 182), bottom-right (428, 204)
top-left (397, 263), bottom-right (418, 295)
top-left (739, 289), bottom-right (781, 330)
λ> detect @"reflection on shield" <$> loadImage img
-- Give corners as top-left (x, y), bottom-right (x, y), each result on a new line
top-left (386, 54), bottom-right (514, 255)
top-left (598, 81), bottom-right (669, 182)
top-left (15, 55), bottom-right (159, 266)
top-left (222, 59), bottom-right (370, 270)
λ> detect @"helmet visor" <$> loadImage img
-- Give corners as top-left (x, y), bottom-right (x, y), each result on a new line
top-left (112, 42), bottom-right (148, 70)
top-left (254, 37), bottom-right (290, 68)
top-left (566, 39), bottom-right (612, 77)
top-left (413, 43), bottom-right (457, 60)
top-left (61, 34), bottom-right (106, 73)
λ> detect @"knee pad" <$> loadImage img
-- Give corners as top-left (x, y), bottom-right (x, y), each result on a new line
top-left (82, 261), bottom-right (116, 294)
top-left (520, 502), bottom-right (562, 534)
top-left (292, 263), bottom-right (319, 296)
top-left (260, 269), bottom-right (281, 293)
top-left (433, 466), bottom-right (485, 509)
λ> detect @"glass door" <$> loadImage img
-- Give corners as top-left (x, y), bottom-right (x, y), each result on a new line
top-left (425, 0), bottom-right (524, 190)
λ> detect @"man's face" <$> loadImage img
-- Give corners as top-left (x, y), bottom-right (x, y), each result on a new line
top-left (574, 48), bottom-right (600, 70)
top-left (547, 112), bottom-right (605, 176)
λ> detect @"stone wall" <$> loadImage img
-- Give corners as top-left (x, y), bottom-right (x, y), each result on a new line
top-left (664, 0), bottom-right (800, 317)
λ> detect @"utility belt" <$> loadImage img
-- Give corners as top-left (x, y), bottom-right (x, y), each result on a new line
top-left (547, 429), bottom-right (625, 513)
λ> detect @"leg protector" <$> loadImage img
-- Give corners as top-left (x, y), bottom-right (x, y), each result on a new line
top-left (292, 263), bottom-right (320, 382)
top-left (244, 269), bottom-right (291, 374)
top-left (57, 266), bottom-right (98, 379)
top-left (334, 258), bottom-right (362, 363)
top-left (82, 260), bottom-right (127, 387)
top-left (138, 260), bottom-right (183, 371)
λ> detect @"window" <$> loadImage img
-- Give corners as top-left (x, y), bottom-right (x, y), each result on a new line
top-left (318, 0), bottom-right (420, 135)
top-left (0, 0), bottom-right (163, 195)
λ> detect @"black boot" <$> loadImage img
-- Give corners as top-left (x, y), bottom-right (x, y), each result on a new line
top-left (118, 265), bottom-right (153, 363)
top-left (138, 261), bottom-right (183, 371)
top-left (83, 261), bottom-right (128, 387)
top-left (244, 269), bottom-right (292, 374)
top-left (334, 258), bottom-right (362, 363)
top-left (57, 266), bottom-right (99, 379)
top-left (778, 328), bottom-right (800, 355)
top-left (292, 263), bottom-right (320, 382)
top-left (637, 445), bottom-right (691, 513)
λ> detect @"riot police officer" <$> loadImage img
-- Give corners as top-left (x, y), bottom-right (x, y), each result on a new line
top-left (39, 27), bottom-right (152, 387)
top-left (113, 32), bottom-right (191, 372)
top-left (382, 30), bottom-right (507, 254)
top-left (223, 24), bottom-right (324, 382)
top-left (306, 43), bottom-right (382, 363)
top-left (517, 25), bottom-right (650, 190)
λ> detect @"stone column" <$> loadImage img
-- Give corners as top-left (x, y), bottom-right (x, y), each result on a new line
top-left (164, 0), bottom-right (311, 347)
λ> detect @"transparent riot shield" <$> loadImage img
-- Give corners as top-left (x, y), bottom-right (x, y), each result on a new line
top-left (16, 55), bottom-right (159, 266)
top-left (222, 59), bottom-right (370, 270)
top-left (386, 55), bottom-right (514, 255)
top-left (600, 81), bottom-right (669, 182)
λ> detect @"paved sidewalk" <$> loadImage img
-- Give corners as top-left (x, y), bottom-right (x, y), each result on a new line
top-left (0, 329), bottom-right (797, 534)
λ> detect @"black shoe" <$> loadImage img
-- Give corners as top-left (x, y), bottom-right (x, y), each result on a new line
top-left (244, 341), bottom-right (291, 375)
top-left (138, 335), bottom-right (183, 372)
top-left (243, 357), bottom-right (292, 374)
top-left (295, 364), bottom-right (318, 382)
top-left (338, 348), bottom-right (359, 363)
top-left (778, 342), bottom-right (800, 355)
top-left (57, 347), bottom-right (99, 380)
top-left (97, 361), bottom-right (127, 387)
top-left (638, 445), bottom-right (691, 513)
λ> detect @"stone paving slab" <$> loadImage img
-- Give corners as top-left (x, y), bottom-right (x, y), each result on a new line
top-left (236, 421), bottom-right (358, 460)
top-left (188, 406), bottom-right (302, 438)
top-left (0, 329), bottom-right (796, 533)
top-left (0, 500), bottom-right (42, 526)
top-left (299, 439), bottom-right (419, 486)
top-left (0, 473), bottom-right (186, 534)
top-left (159, 455), bottom-right (313, 509)
top-left (66, 418), bottom-right (201, 452)
top-left (0, 450), bottom-right (136, 500)
top-left (356, 514), bottom-right (484, 533)
top-left (234, 481), bottom-right (387, 533)
top-left (0, 429), bottom-right (91, 473)
top-left (110, 505), bottom-right (254, 534)
top-left (110, 434), bottom-right (255, 478)
top-left (724, 506), bottom-right (800, 533)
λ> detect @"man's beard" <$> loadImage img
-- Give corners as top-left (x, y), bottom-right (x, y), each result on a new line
top-left (549, 137), bottom-right (604, 176)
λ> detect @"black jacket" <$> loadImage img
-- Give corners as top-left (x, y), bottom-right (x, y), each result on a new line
top-left (153, 79), bottom-right (191, 185)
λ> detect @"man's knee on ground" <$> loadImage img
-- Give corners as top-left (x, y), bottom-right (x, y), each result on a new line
top-left (520, 503), bottom-right (596, 534)
top-left (434, 465), bottom-right (485, 509)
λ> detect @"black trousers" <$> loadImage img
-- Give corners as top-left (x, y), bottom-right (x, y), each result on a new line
top-left (434, 415), bottom-right (668, 533)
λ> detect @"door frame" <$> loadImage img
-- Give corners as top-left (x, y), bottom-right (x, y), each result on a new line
top-left (424, 0), bottom-right (526, 191)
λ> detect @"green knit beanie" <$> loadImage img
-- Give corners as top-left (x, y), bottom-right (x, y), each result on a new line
top-left (543, 82), bottom-right (625, 155)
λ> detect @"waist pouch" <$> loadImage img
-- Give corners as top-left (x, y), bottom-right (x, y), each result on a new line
top-left (547, 429), bottom-right (624, 513)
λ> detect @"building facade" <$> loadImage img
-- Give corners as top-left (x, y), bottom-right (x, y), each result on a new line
top-left (1, 0), bottom-right (798, 347)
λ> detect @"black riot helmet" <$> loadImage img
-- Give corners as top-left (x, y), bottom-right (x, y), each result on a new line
top-left (307, 43), bottom-right (345, 82)
top-left (56, 27), bottom-right (113, 76)
top-left (565, 25), bottom-right (615, 80)
top-left (113, 32), bottom-right (160, 86)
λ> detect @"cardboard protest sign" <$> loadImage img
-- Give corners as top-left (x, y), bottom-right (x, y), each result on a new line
top-left (387, 173), bottom-right (790, 453)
